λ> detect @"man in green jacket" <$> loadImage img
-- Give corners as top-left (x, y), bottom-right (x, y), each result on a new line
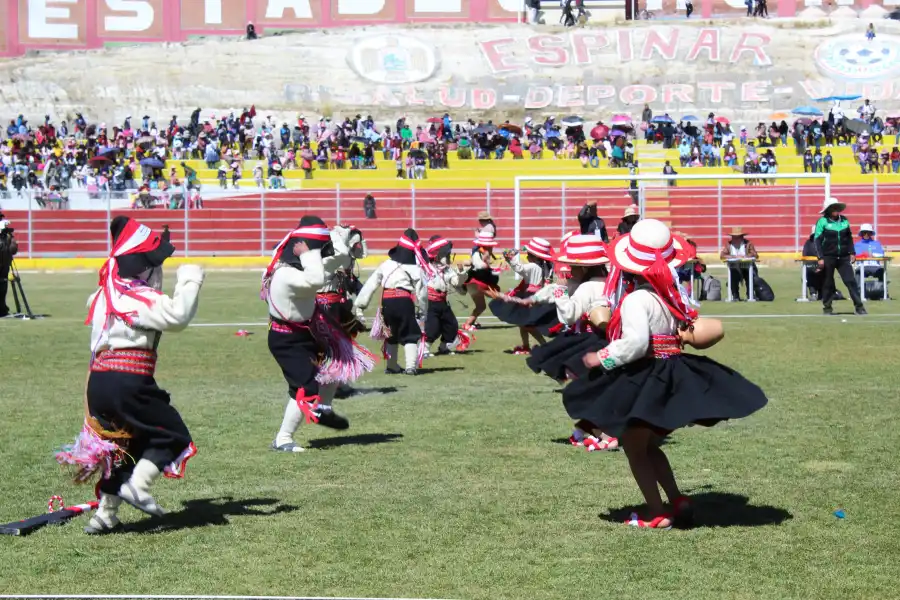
top-left (814, 197), bottom-right (866, 316)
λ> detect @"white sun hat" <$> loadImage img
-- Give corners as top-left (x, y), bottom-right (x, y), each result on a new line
top-left (820, 197), bottom-right (846, 214)
top-left (609, 219), bottom-right (689, 274)
top-left (555, 234), bottom-right (610, 266)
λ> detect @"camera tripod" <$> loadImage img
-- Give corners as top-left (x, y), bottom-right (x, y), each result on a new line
top-left (5, 259), bottom-right (46, 320)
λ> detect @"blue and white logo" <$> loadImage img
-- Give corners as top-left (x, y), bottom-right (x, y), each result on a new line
top-left (347, 34), bottom-right (440, 85)
top-left (814, 35), bottom-right (900, 81)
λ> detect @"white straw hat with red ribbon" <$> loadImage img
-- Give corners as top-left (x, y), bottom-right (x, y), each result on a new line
top-left (609, 219), bottom-right (689, 274)
top-left (474, 231), bottom-right (497, 247)
top-left (523, 237), bottom-right (553, 261)
top-left (555, 234), bottom-right (610, 266)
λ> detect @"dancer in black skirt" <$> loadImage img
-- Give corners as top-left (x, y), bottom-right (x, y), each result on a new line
top-left (524, 234), bottom-right (619, 451)
top-left (570, 219), bottom-right (768, 529)
top-left (423, 235), bottom-right (472, 356)
top-left (463, 231), bottom-right (501, 331)
top-left (263, 217), bottom-right (375, 453)
top-left (318, 225), bottom-right (369, 397)
top-left (489, 237), bottom-right (556, 355)
top-left (56, 216), bottom-right (205, 534)
top-left (356, 228), bottom-right (430, 375)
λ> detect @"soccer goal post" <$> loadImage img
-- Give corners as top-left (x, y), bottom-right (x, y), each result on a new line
top-left (512, 172), bottom-right (832, 253)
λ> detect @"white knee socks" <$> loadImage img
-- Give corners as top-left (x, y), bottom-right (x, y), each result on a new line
top-left (385, 343), bottom-right (400, 370)
top-left (403, 343), bottom-right (418, 370)
top-left (118, 459), bottom-right (166, 516)
top-left (275, 396), bottom-right (304, 448)
top-left (84, 493), bottom-right (122, 534)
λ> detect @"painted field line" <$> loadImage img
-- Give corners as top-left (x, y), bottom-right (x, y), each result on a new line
top-left (0, 596), bottom-right (455, 600)
top-left (187, 314), bottom-right (900, 329)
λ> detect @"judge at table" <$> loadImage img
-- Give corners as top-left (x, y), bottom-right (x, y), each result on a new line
top-left (720, 227), bottom-right (758, 301)
top-left (854, 223), bottom-right (885, 279)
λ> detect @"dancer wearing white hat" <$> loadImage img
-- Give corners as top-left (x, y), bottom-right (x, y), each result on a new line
top-left (462, 231), bottom-right (501, 331)
top-left (525, 234), bottom-right (619, 451)
top-left (565, 219), bottom-right (768, 529)
top-left (490, 237), bottom-right (557, 355)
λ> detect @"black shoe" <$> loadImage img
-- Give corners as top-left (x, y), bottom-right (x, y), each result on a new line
top-left (823, 306), bottom-right (834, 315)
top-left (384, 367), bottom-right (403, 375)
top-left (315, 408), bottom-right (350, 430)
top-left (855, 307), bottom-right (868, 316)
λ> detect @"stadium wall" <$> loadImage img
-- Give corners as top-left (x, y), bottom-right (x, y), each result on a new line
top-left (0, 11), bottom-right (899, 122)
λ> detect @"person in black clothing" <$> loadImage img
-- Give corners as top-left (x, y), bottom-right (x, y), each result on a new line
top-left (0, 214), bottom-right (18, 317)
top-left (364, 194), bottom-right (377, 219)
top-left (801, 225), bottom-right (823, 300)
top-left (617, 204), bottom-right (641, 237)
top-left (246, 23), bottom-right (258, 39)
top-left (577, 201), bottom-right (609, 241)
top-left (814, 197), bottom-right (865, 315)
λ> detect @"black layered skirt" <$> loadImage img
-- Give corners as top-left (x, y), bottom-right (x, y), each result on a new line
top-left (318, 295), bottom-right (367, 337)
top-left (467, 268), bottom-right (500, 291)
top-left (527, 331), bottom-right (608, 381)
top-left (87, 370), bottom-right (193, 491)
top-left (561, 354), bottom-right (769, 438)
top-left (489, 298), bottom-right (560, 331)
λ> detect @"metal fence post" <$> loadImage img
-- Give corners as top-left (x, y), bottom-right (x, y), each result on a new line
top-left (794, 180), bottom-right (800, 253)
top-left (716, 181), bottom-right (723, 252)
top-left (27, 190), bottom-right (33, 259)
top-left (183, 183), bottom-right (190, 256)
top-left (335, 183), bottom-right (341, 224)
top-left (560, 182), bottom-right (567, 239)
top-left (260, 186), bottom-right (266, 256)
top-left (873, 179), bottom-right (879, 236)
top-left (486, 181), bottom-right (491, 213)
top-left (411, 184), bottom-right (416, 228)
top-left (105, 193), bottom-right (112, 255)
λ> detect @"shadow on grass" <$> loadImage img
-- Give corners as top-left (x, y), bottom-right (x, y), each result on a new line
top-left (309, 432), bottom-right (403, 450)
top-left (417, 366), bottom-right (464, 374)
top-left (123, 497), bottom-right (298, 534)
top-left (599, 491), bottom-right (792, 528)
top-left (335, 386), bottom-right (399, 399)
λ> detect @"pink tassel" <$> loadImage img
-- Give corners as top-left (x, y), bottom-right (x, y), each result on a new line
top-left (453, 329), bottom-right (474, 352)
top-left (56, 423), bottom-right (125, 483)
top-left (417, 334), bottom-right (427, 368)
top-left (311, 310), bottom-right (377, 385)
top-left (370, 308), bottom-right (390, 341)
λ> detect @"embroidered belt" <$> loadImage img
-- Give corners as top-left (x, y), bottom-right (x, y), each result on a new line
top-left (316, 292), bottom-right (345, 305)
top-left (91, 349), bottom-right (157, 376)
top-left (650, 335), bottom-right (682, 358)
top-left (270, 317), bottom-right (311, 334)
top-left (383, 288), bottom-right (415, 301)
top-left (427, 288), bottom-right (448, 302)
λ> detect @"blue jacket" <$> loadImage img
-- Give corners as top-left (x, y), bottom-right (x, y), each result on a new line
top-left (854, 238), bottom-right (885, 267)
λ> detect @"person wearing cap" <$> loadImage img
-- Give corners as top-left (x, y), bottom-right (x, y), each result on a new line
top-left (568, 219), bottom-right (767, 529)
top-left (616, 204), bottom-right (641, 237)
top-left (356, 229), bottom-right (430, 375)
top-left (814, 198), bottom-right (866, 315)
top-left (490, 237), bottom-right (557, 355)
top-left (854, 223), bottom-right (886, 280)
top-left (526, 234), bottom-right (619, 452)
top-left (719, 227), bottom-right (758, 301)
top-left (423, 236), bottom-right (473, 356)
top-left (56, 217), bottom-right (205, 534)
top-left (463, 230), bottom-right (501, 331)
top-left (263, 217), bottom-right (375, 454)
top-left (577, 201), bottom-right (609, 242)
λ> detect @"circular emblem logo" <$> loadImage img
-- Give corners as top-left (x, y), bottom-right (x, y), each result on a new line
top-left (814, 35), bottom-right (900, 80)
top-left (346, 34), bottom-right (439, 85)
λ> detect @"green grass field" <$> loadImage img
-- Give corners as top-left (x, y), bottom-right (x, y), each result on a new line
top-left (1, 268), bottom-right (899, 600)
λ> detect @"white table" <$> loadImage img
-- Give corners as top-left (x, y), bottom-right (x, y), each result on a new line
top-left (724, 258), bottom-right (758, 302)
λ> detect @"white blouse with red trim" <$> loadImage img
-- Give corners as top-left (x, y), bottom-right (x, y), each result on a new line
top-left (87, 266), bottom-right (203, 352)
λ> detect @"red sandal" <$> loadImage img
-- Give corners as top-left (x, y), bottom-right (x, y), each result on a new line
top-left (625, 512), bottom-right (673, 529)
top-left (585, 436), bottom-right (619, 452)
